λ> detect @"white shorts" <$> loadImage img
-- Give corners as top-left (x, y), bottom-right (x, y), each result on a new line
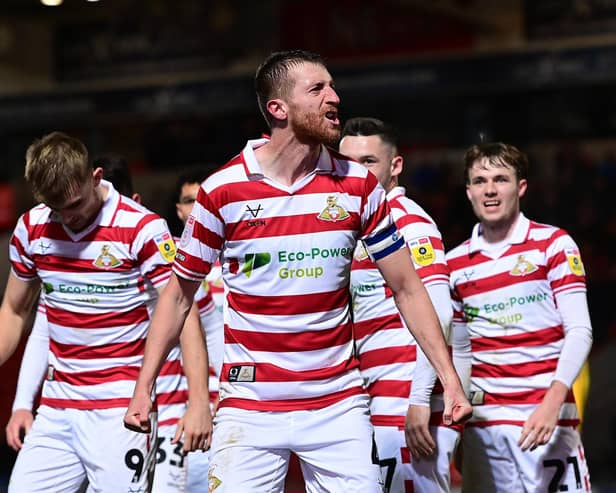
top-left (185, 449), bottom-right (210, 493)
top-left (208, 395), bottom-right (382, 493)
top-left (374, 424), bottom-right (460, 493)
top-left (462, 425), bottom-right (591, 493)
top-left (9, 405), bottom-right (157, 493)
top-left (153, 424), bottom-right (188, 493)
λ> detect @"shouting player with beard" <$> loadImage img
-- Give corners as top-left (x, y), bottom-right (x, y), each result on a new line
top-left (125, 50), bottom-right (471, 493)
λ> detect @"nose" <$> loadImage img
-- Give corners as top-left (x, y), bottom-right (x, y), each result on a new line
top-left (326, 85), bottom-right (340, 105)
top-left (484, 180), bottom-right (497, 196)
top-left (59, 210), bottom-right (77, 226)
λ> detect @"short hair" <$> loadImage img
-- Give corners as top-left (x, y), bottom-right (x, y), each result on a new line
top-left (94, 153), bottom-right (134, 196)
top-left (463, 142), bottom-right (528, 184)
top-left (25, 131), bottom-right (90, 205)
top-left (255, 49), bottom-right (325, 127)
top-left (341, 117), bottom-right (399, 152)
top-left (174, 168), bottom-right (208, 202)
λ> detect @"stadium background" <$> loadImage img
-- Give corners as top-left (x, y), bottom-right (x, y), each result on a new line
top-left (0, 0), bottom-right (614, 491)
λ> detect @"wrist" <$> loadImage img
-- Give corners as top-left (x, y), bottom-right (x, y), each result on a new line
top-left (543, 380), bottom-right (568, 409)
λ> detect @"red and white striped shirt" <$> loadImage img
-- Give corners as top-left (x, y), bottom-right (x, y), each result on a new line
top-left (204, 261), bottom-right (224, 403)
top-left (195, 274), bottom-right (223, 404)
top-left (9, 180), bottom-right (178, 411)
top-left (447, 213), bottom-right (584, 427)
top-left (351, 186), bottom-right (450, 427)
top-left (206, 261), bottom-right (224, 311)
top-left (173, 138), bottom-right (402, 412)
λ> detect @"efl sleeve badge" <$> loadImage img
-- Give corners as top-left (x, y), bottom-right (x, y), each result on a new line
top-left (565, 248), bottom-right (585, 276)
top-left (155, 232), bottom-right (177, 263)
top-left (409, 237), bottom-right (435, 267)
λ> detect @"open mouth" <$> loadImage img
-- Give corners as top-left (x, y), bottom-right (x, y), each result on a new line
top-left (483, 200), bottom-right (500, 208)
top-left (325, 111), bottom-right (339, 125)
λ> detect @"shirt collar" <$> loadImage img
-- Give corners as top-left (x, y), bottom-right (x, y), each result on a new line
top-left (241, 138), bottom-right (333, 178)
top-left (96, 179), bottom-right (119, 227)
top-left (469, 212), bottom-right (529, 253)
top-left (387, 185), bottom-right (406, 201)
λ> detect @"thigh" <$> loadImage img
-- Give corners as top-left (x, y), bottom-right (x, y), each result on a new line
top-left (462, 427), bottom-right (525, 493)
top-left (516, 427), bottom-right (591, 493)
top-left (411, 426), bottom-right (460, 493)
top-left (9, 407), bottom-right (85, 493)
top-left (373, 425), bottom-right (411, 493)
top-left (185, 449), bottom-right (210, 493)
top-left (75, 408), bottom-right (157, 493)
top-left (208, 445), bottom-right (290, 493)
top-left (209, 409), bottom-right (290, 493)
top-left (295, 398), bottom-right (383, 493)
top-left (152, 425), bottom-right (188, 493)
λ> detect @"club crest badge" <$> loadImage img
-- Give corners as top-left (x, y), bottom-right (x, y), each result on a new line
top-left (208, 469), bottom-right (222, 492)
top-left (180, 215), bottom-right (195, 248)
top-left (317, 195), bottom-right (350, 222)
top-left (93, 244), bottom-right (122, 269)
top-left (510, 255), bottom-right (538, 276)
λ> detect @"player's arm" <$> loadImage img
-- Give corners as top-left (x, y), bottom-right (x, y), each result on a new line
top-left (174, 300), bottom-right (212, 452)
top-left (6, 301), bottom-right (48, 451)
top-left (519, 289), bottom-right (592, 451)
top-left (406, 281), bottom-right (454, 457)
top-left (0, 272), bottom-right (39, 366)
top-left (124, 273), bottom-right (200, 432)
top-left (375, 247), bottom-right (471, 426)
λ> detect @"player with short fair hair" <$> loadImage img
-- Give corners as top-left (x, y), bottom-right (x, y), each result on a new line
top-left (447, 142), bottom-right (592, 492)
top-left (5, 154), bottom-right (143, 452)
top-left (6, 154), bottom-right (205, 493)
top-left (125, 50), bottom-right (471, 493)
top-left (0, 132), bottom-right (211, 493)
top-left (340, 117), bottom-right (469, 492)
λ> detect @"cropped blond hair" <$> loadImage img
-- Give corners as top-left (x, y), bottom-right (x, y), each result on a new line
top-left (25, 131), bottom-right (91, 205)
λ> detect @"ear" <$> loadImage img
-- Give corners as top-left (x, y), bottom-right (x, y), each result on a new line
top-left (176, 203), bottom-right (183, 221)
top-left (466, 185), bottom-right (472, 202)
top-left (390, 155), bottom-right (403, 178)
top-left (132, 193), bottom-right (142, 204)
top-left (92, 167), bottom-right (103, 186)
top-left (518, 178), bottom-right (527, 198)
top-left (266, 98), bottom-right (288, 123)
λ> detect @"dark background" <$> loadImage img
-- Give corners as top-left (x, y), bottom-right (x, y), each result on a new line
top-left (0, 1), bottom-right (615, 491)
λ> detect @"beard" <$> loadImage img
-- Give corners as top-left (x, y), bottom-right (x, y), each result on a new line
top-left (290, 105), bottom-right (341, 147)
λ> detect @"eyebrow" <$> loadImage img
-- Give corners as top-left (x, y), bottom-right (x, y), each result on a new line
top-left (353, 153), bottom-right (377, 160)
top-left (48, 196), bottom-right (83, 210)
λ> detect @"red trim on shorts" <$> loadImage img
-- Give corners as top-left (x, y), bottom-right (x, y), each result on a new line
top-left (218, 386), bottom-right (364, 412)
top-left (371, 414), bottom-right (405, 427)
top-left (40, 396), bottom-right (132, 409)
top-left (370, 412), bottom-right (463, 431)
top-left (401, 446), bottom-right (411, 464)
top-left (467, 418), bottom-right (579, 428)
top-left (428, 411), bottom-right (464, 432)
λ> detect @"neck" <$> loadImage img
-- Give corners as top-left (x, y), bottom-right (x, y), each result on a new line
top-left (384, 178), bottom-right (399, 194)
top-left (254, 132), bottom-right (321, 187)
